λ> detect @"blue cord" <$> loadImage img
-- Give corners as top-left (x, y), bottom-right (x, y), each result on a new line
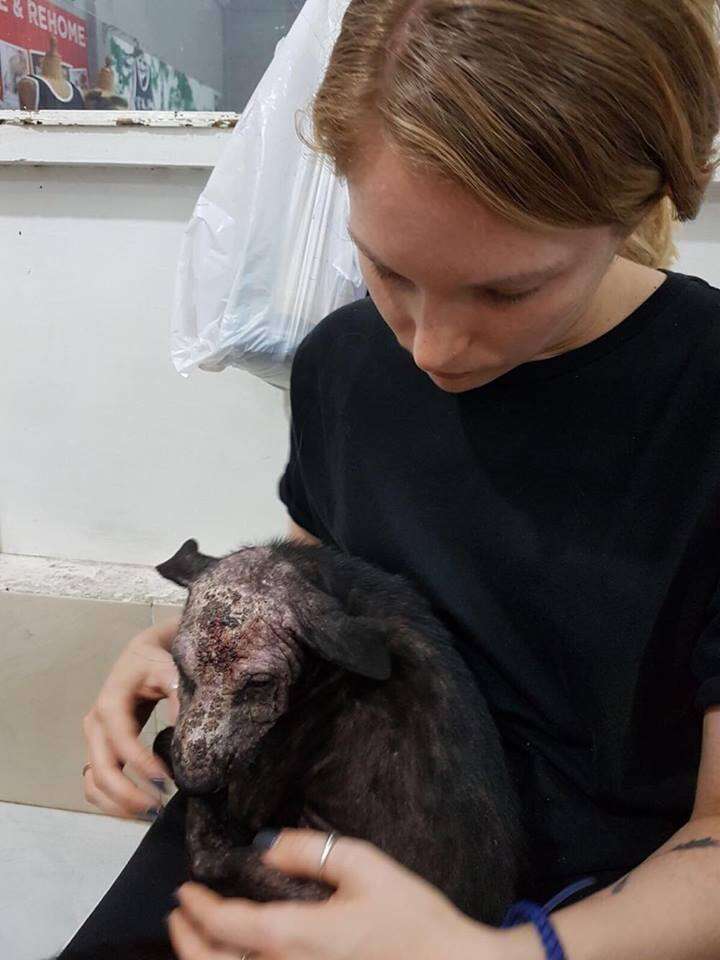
top-left (501, 876), bottom-right (596, 960)
top-left (502, 900), bottom-right (566, 960)
top-left (542, 876), bottom-right (597, 913)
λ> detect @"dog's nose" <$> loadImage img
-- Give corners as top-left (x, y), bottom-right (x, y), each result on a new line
top-left (173, 771), bottom-right (226, 797)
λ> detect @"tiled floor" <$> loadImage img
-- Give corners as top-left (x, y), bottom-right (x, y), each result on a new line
top-left (0, 801), bottom-right (150, 960)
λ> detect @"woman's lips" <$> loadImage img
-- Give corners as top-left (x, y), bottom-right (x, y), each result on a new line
top-left (427, 370), bottom-right (472, 380)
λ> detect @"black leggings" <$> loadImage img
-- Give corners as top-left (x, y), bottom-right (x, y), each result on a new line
top-left (58, 792), bottom-right (190, 956)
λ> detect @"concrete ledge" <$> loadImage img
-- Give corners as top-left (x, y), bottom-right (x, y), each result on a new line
top-left (0, 552), bottom-right (186, 605)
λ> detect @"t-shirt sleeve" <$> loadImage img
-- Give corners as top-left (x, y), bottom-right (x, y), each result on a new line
top-left (277, 329), bottom-right (333, 544)
top-left (692, 591), bottom-right (720, 711)
top-left (278, 421), bottom-right (329, 541)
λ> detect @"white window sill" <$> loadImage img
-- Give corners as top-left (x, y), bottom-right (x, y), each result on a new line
top-left (0, 111), bottom-right (238, 169)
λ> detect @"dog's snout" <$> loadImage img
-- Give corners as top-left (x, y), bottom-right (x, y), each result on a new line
top-left (173, 772), bottom-right (226, 797)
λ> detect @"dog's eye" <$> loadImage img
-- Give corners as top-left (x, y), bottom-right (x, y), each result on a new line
top-left (236, 676), bottom-right (278, 720)
top-left (237, 677), bottom-right (276, 710)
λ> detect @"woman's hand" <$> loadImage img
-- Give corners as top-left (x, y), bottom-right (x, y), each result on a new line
top-left (81, 619), bottom-right (181, 818)
top-left (168, 829), bottom-right (503, 960)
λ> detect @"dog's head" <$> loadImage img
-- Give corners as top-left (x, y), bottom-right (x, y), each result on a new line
top-left (155, 539), bottom-right (392, 795)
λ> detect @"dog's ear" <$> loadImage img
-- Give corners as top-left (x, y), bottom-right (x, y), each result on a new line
top-left (156, 539), bottom-right (219, 588)
top-left (301, 609), bottom-right (392, 680)
top-left (290, 546), bottom-right (393, 680)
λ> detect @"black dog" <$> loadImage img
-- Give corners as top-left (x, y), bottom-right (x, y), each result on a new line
top-left (58, 539), bottom-right (521, 958)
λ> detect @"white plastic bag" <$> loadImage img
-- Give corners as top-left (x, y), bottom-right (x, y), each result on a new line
top-left (171, 0), bottom-right (364, 389)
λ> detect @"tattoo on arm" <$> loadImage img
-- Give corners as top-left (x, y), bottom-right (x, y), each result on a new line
top-left (610, 838), bottom-right (719, 896)
top-left (611, 873), bottom-right (630, 895)
top-left (669, 837), bottom-right (720, 852)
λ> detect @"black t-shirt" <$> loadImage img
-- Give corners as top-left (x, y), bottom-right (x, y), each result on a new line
top-left (278, 270), bottom-right (720, 903)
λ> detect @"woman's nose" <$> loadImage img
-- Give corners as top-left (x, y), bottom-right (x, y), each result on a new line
top-left (411, 323), bottom-right (472, 374)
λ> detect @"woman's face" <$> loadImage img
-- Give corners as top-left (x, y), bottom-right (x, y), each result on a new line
top-left (346, 142), bottom-right (623, 392)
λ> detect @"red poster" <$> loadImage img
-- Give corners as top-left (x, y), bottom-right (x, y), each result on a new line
top-left (0, 0), bottom-right (88, 70)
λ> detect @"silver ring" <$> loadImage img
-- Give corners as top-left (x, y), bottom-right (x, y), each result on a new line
top-left (318, 831), bottom-right (339, 879)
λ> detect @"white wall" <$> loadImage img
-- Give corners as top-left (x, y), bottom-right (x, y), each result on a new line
top-left (675, 187), bottom-right (720, 283)
top-left (1, 161), bottom-right (718, 570)
top-left (1, 162), bottom-right (290, 567)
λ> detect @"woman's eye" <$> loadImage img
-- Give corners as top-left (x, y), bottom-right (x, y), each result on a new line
top-left (371, 262), bottom-right (411, 286)
top-left (370, 257), bottom-right (539, 305)
top-left (371, 259), bottom-right (538, 305)
top-left (484, 287), bottom-right (539, 305)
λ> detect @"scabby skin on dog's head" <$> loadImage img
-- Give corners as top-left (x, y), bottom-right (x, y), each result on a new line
top-left (156, 539), bottom-right (392, 796)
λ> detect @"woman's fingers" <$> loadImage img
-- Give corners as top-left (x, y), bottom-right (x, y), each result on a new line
top-left (168, 907), bottom-right (240, 960)
top-left (82, 708), bottom-right (165, 815)
top-left (175, 884), bottom-right (324, 958)
top-left (99, 690), bottom-right (171, 780)
top-left (175, 885), bottom-right (266, 951)
top-left (258, 829), bottom-right (391, 894)
top-left (80, 626), bottom-right (180, 817)
top-left (127, 643), bottom-right (181, 700)
top-left (165, 685), bottom-right (180, 725)
top-left (82, 765), bottom-right (156, 819)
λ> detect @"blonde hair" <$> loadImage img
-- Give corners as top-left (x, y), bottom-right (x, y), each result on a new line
top-left (307, 0), bottom-right (720, 268)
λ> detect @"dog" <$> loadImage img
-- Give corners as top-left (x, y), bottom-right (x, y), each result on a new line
top-left (58, 539), bottom-right (521, 958)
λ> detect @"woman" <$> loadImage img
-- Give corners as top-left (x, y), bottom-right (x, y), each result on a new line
top-left (66, 1), bottom-right (720, 958)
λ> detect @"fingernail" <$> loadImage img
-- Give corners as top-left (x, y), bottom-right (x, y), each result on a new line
top-left (252, 829), bottom-right (281, 851)
top-left (139, 807), bottom-right (162, 821)
top-left (151, 778), bottom-right (169, 794)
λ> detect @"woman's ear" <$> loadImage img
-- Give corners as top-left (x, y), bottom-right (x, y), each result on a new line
top-left (156, 539), bottom-right (219, 588)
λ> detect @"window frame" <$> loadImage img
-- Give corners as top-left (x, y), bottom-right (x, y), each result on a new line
top-left (0, 109), bottom-right (239, 167)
